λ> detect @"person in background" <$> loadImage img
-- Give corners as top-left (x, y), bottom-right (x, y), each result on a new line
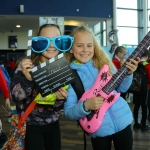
top-left (8, 58), bottom-right (16, 79)
top-left (10, 24), bottom-right (69, 150)
top-left (0, 66), bottom-right (10, 107)
top-left (133, 50), bottom-right (150, 130)
top-left (148, 47), bottom-right (150, 64)
top-left (112, 46), bottom-right (127, 70)
top-left (112, 46), bottom-right (128, 99)
top-left (0, 65), bottom-right (11, 149)
top-left (147, 48), bottom-right (150, 119)
top-left (64, 26), bottom-right (140, 150)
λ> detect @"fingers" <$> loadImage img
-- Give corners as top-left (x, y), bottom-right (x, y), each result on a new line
top-left (54, 87), bottom-right (68, 100)
top-left (126, 57), bottom-right (140, 74)
top-left (21, 59), bottom-right (33, 81)
top-left (85, 96), bottom-right (104, 110)
top-left (135, 57), bottom-right (141, 63)
top-left (5, 98), bottom-right (11, 108)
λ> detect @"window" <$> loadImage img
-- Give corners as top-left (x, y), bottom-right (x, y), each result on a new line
top-left (116, 0), bottom-right (139, 46)
top-left (116, 0), bottom-right (137, 9)
top-left (94, 22), bottom-right (100, 35)
top-left (117, 9), bottom-right (138, 27)
top-left (117, 27), bottom-right (138, 46)
top-left (148, 0), bottom-right (150, 8)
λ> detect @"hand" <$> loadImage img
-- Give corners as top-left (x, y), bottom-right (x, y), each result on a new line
top-left (5, 98), bottom-right (11, 108)
top-left (54, 87), bottom-right (68, 100)
top-left (84, 96), bottom-right (104, 111)
top-left (21, 58), bottom-right (33, 81)
top-left (126, 57), bottom-right (140, 74)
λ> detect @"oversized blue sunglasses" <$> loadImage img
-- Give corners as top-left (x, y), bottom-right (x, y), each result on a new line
top-left (32, 36), bottom-right (74, 53)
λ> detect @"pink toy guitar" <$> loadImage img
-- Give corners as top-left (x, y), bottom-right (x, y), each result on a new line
top-left (78, 31), bottom-right (150, 134)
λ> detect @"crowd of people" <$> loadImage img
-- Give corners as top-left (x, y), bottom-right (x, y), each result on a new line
top-left (0, 24), bottom-right (150, 150)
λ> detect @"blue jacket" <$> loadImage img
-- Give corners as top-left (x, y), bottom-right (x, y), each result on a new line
top-left (64, 60), bottom-right (133, 137)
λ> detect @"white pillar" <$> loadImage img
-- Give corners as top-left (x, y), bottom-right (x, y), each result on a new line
top-left (106, 19), bottom-right (113, 46)
top-left (113, 0), bottom-right (117, 30)
top-left (143, 0), bottom-right (148, 36)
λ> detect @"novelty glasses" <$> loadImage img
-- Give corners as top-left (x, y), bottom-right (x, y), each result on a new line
top-left (32, 36), bottom-right (74, 53)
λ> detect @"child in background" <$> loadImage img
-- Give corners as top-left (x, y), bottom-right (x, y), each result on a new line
top-left (64, 26), bottom-right (140, 150)
top-left (112, 46), bottom-right (127, 70)
top-left (148, 48), bottom-right (150, 119)
top-left (10, 24), bottom-right (69, 150)
top-left (133, 50), bottom-right (150, 130)
top-left (8, 58), bottom-right (16, 79)
top-left (0, 66), bottom-right (10, 107)
top-left (112, 46), bottom-right (128, 99)
top-left (148, 47), bottom-right (150, 64)
top-left (0, 66), bottom-right (11, 149)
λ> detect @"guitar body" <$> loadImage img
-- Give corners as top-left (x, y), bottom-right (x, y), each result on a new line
top-left (78, 65), bottom-right (120, 133)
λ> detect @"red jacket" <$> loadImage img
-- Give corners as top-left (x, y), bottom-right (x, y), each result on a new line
top-left (8, 61), bottom-right (16, 69)
top-left (112, 57), bottom-right (121, 70)
top-left (0, 68), bottom-right (10, 99)
top-left (144, 62), bottom-right (150, 89)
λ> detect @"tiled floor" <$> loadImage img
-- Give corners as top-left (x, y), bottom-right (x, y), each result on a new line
top-left (1, 95), bottom-right (150, 150)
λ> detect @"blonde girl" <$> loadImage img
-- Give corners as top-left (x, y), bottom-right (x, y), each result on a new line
top-left (64, 26), bottom-right (140, 150)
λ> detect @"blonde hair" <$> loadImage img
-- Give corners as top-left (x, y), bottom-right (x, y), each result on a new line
top-left (31, 24), bottom-right (62, 65)
top-left (65, 26), bottom-right (114, 75)
top-left (113, 46), bottom-right (127, 58)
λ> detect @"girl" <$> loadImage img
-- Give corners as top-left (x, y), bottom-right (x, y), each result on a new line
top-left (64, 26), bottom-right (140, 150)
top-left (112, 46), bottom-right (128, 99)
top-left (10, 24), bottom-right (69, 150)
top-left (112, 46), bottom-right (127, 70)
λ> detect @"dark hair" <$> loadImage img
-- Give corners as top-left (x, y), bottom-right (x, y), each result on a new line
top-left (36, 24), bottom-right (62, 36)
top-left (112, 46), bottom-right (126, 58)
top-left (141, 50), bottom-right (150, 58)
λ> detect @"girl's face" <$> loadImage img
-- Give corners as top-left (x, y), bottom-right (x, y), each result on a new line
top-left (70, 32), bottom-right (94, 63)
top-left (118, 50), bottom-right (127, 60)
top-left (39, 27), bottom-right (60, 62)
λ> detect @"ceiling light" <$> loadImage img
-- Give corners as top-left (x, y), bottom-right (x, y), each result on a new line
top-left (16, 25), bottom-right (21, 28)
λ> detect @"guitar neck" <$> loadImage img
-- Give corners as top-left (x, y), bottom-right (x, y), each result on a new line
top-left (103, 31), bottom-right (150, 95)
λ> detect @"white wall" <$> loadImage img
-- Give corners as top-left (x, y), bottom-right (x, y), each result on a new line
top-left (0, 32), bottom-right (29, 50)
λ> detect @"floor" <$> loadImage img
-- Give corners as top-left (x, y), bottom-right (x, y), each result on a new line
top-left (0, 95), bottom-right (150, 150)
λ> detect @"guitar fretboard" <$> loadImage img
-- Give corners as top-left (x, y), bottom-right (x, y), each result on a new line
top-left (103, 31), bottom-right (150, 94)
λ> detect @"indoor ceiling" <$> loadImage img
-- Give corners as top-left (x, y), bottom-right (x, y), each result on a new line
top-left (0, 15), bottom-right (107, 33)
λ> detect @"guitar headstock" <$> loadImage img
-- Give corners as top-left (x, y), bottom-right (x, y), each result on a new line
top-left (126, 31), bottom-right (150, 62)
